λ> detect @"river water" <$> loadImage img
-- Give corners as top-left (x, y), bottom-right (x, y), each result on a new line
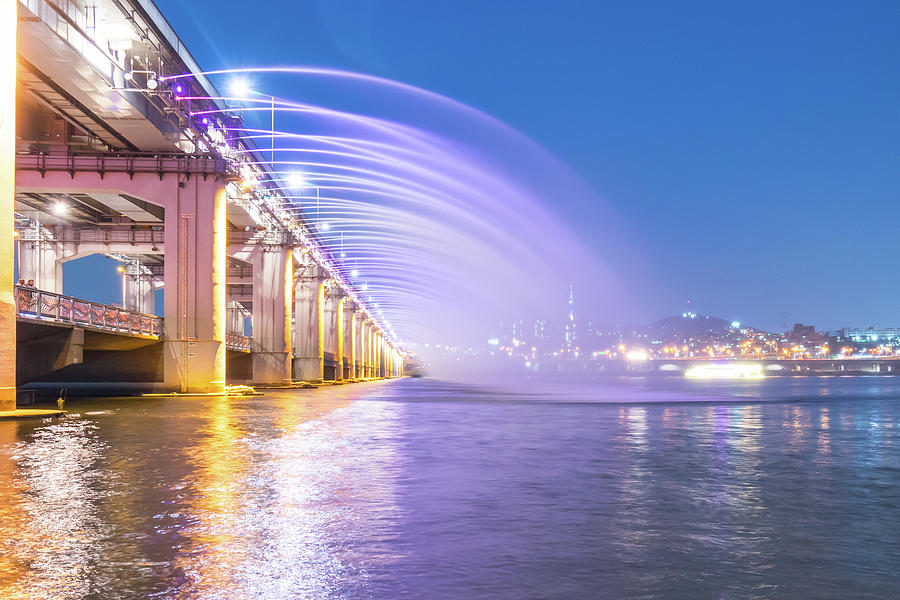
top-left (0, 376), bottom-right (898, 599)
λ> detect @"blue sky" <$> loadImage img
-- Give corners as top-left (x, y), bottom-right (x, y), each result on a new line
top-left (70, 0), bottom-right (900, 331)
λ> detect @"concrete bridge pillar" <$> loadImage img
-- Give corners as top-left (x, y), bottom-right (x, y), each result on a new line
top-left (18, 223), bottom-right (62, 292)
top-left (356, 311), bottom-right (369, 379)
top-left (374, 330), bottom-right (383, 378)
top-left (387, 345), bottom-right (394, 377)
top-left (362, 320), bottom-right (373, 378)
top-left (351, 310), bottom-right (363, 379)
top-left (124, 264), bottom-right (154, 314)
top-left (342, 301), bottom-right (357, 379)
top-left (226, 300), bottom-right (246, 333)
top-left (323, 286), bottom-right (345, 381)
top-left (162, 176), bottom-right (227, 393)
top-left (251, 246), bottom-right (292, 384)
top-left (293, 264), bottom-right (326, 382)
top-left (0, 0), bottom-right (15, 409)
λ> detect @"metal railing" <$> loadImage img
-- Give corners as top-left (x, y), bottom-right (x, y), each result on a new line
top-left (16, 152), bottom-right (229, 177)
top-left (226, 331), bottom-right (253, 352)
top-left (15, 285), bottom-right (162, 337)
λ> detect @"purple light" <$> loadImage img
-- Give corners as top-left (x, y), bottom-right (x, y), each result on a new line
top-left (201, 117), bottom-right (209, 126)
top-left (174, 83), bottom-right (185, 95)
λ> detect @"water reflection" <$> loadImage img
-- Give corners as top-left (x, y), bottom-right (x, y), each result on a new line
top-left (0, 417), bottom-right (110, 599)
top-left (0, 378), bottom-right (899, 598)
top-left (0, 383), bottom-right (403, 599)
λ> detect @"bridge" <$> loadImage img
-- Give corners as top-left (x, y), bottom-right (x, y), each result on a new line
top-left (0, 0), bottom-right (403, 407)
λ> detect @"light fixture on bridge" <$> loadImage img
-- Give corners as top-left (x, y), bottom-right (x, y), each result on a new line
top-left (350, 269), bottom-right (359, 278)
top-left (228, 77), bottom-right (251, 99)
top-left (287, 173), bottom-right (307, 188)
top-left (320, 222), bottom-right (330, 231)
top-left (146, 76), bottom-right (159, 91)
top-left (51, 201), bottom-right (68, 216)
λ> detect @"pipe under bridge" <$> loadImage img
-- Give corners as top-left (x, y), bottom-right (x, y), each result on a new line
top-left (0, 0), bottom-right (403, 407)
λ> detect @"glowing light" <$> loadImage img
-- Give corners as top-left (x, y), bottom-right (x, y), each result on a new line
top-left (287, 172), bottom-right (307, 188)
top-left (174, 83), bottom-right (185, 95)
top-left (685, 363), bottom-right (765, 379)
top-left (320, 222), bottom-right (330, 231)
top-left (228, 77), bottom-right (251, 98)
top-left (146, 77), bottom-right (158, 90)
top-left (731, 321), bottom-right (741, 329)
top-left (350, 269), bottom-right (359, 278)
top-left (626, 350), bottom-right (648, 362)
top-left (123, 70), bottom-right (134, 81)
top-left (51, 201), bottom-right (68, 216)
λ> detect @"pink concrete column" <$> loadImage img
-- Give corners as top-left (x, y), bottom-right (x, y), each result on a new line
top-left (364, 320), bottom-right (374, 378)
top-left (293, 263), bottom-right (326, 382)
top-left (163, 176), bottom-right (227, 393)
top-left (352, 311), bottom-right (364, 378)
top-left (251, 245), bottom-right (292, 384)
top-left (374, 330), bottom-right (383, 378)
top-left (323, 285), bottom-right (344, 381)
top-left (0, 0), bottom-right (15, 409)
top-left (342, 301), bottom-right (357, 379)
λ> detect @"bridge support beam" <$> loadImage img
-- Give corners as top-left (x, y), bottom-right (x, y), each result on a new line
top-left (226, 301), bottom-right (247, 333)
top-left (374, 330), bottom-right (383, 378)
top-left (293, 264), bottom-right (326, 382)
top-left (125, 266), bottom-right (155, 314)
top-left (0, 3), bottom-right (15, 410)
top-left (342, 301), bottom-right (357, 379)
top-left (361, 319), bottom-right (372, 378)
top-left (352, 311), bottom-right (364, 379)
top-left (323, 286), bottom-right (345, 381)
top-left (251, 246), bottom-right (292, 384)
top-left (387, 345), bottom-right (394, 377)
top-left (18, 225), bottom-right (62, 292)
top-left (163, 176), bottom-right (227, 393)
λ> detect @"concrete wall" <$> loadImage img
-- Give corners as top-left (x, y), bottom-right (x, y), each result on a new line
top-left (0, 1), bottom-right (15, 409)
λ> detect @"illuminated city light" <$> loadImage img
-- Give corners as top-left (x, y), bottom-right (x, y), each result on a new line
top-left (51, 201), bottom-right (68, 216)
top-left (685, 363), bottom-right (765, 379)
top-left (626, 350), bottom-right (648, 361)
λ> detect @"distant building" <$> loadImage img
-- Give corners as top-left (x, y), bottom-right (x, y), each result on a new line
top-left (839, 327), bottom-right (900, 344)
top-left (565, 284), bottom-right (577, 351)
